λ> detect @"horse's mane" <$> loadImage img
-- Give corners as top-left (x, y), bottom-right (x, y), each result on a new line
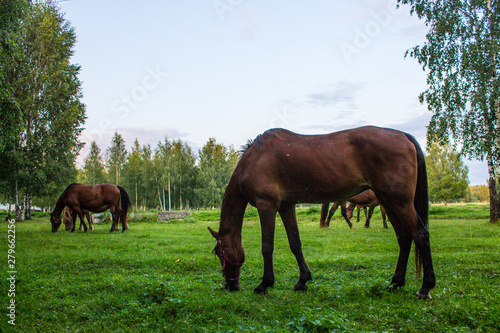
top-left (239, 129), bottom-right (282, 157)
top-left (239, 137), bottom-right (259, 157)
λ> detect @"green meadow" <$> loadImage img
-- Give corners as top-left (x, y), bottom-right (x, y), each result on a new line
top-left (1, 204), bottom-right (499, 332)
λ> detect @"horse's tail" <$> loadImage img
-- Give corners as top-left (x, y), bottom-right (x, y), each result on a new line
top-left (405, 133), bottom-right (429, 277)
top-left (117, 186), bottom-right (132, 229)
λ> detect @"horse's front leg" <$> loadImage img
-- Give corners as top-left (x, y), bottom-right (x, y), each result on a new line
top-left (365, 206), bottom-right (375, 228)
top-left (76, 210), bottom-right (88, 232)
top-left (279, 204), bottom-right (311, 291)
top-left (356, 206), bottom-right (362, 222)
top-left (326, 202), bottom-right (340, 227)
top-left (71, 211), bottom-right (78, 232)
top-left (340, 203), bottom-right (353, 229)
top-left (254, 199), bottom-right (277, 294)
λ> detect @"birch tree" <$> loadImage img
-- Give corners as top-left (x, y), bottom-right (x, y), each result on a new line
top-left (398, 0), bottom-right (500, 221)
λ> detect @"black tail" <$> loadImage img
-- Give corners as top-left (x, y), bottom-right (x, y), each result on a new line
top-left (405, 134), bottom-right (429, 228)
top-left (405, 133), bottom-right (429, 277)
top-left (117, 186), bottom-right (132, 228)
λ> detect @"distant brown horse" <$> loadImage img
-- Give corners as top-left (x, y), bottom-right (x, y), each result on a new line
top-left (320, 189), bottom-right (388, 229)
top-left (351, 203), bottom-right (387, 228)
top-left (208, 126), bottom-right (434, 299)
top-left (63, 206), bottom-right (94, 231)
top-left (51, 183), bottom-right (131, 233)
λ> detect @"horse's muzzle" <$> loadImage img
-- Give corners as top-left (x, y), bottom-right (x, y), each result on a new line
top-left (224, 277), bottom-right (240, 291)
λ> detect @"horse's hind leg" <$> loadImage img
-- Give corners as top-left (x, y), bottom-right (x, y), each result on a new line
top-left (75, 210), bottom-right (83, 231)
top-left (319, 203), bottom-right (329, 229)
top-left (413, 221), bottom-right (435, 299)
top-left (109, 206), bottom-right (119, 232)
top-left (279, 204), bottom-right (311, 291)
top-left (118, 207), bottom-right (129, 232)
top-left (86, 211), bottom-right (94, 230)
top-left (386, 205), bottom-right (435, 298)
top-left (389, 222), bottom-right (412, 289)
top-left (110, 213), bottom-right (119, 232)
top-left (381, 206), bottom-right (388, 229)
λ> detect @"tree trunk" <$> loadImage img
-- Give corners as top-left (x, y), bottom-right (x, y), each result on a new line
top-left (135, 180), bottom-right (138, 209)
top-left (7, 201), bottom-right (12, 221)
top-left (162, 186), bottom-right (166, 212)
top-left (168, 177), bottom-right (171, 211)
top-left (25, 192), bottom-right (32, 220)
top-left (487, 155), bottom-right (500, 222)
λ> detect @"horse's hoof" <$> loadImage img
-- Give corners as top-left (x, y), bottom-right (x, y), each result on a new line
top-left (416, 291), bottom-right (432, 299)
top-left (254, 285), bottom-right (268, 294)
top-left (386, 283), bottom-right (402, 292)
top-left (294, 283), bottom-right (308, 292)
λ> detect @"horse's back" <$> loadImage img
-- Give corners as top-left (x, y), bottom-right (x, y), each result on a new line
top-left (66, 183), bottom-right (121, 210)
top-left (238, 126), bottom-right (418, 204)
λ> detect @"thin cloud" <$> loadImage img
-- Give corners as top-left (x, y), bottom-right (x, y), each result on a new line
top-left (306, 80), bottom-right (363, 108)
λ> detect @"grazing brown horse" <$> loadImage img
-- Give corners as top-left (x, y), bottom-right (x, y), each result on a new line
top-left (320, 189), bottom-right (388, 229)
top-left (63, 206), bottom-right (94, 231)
top-left (350, 202), bottom-right (388, 228)
top-left (208, 126), bottom-right (434, 299)
top-left (51, 183), bottom-right (131, 233)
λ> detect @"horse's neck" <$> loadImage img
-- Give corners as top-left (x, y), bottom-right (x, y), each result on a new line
top-left (53, 199), bottom-right (66, 216)
top-left (218, 180), bottom-right (247, 238)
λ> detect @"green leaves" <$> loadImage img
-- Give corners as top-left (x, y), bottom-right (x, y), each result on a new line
top-left (398, 0), bottom-right (500, 220)
top-left (425, 141), bottom-right (470, 202)
top-left (105, 132), bottom-right (127, 185)
top-left (0, 2), bottom-right (85, 205)
top-left (399, 0), bottom-right (500, 159)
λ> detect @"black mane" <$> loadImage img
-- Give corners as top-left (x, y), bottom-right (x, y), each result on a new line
top-left (239, 129), bottom-right (283, 157)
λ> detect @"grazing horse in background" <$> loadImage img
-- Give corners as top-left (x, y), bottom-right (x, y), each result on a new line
top-left (208, 126), bottom-right (434, 299)
top-left (350, 202), bottom-right (387, 228)
top-left (51, 183), bottom-right (131, 233)
top-left (320, 189), bottom-right (388, 229)
top-left (63, 206), bottom-right (94, 231)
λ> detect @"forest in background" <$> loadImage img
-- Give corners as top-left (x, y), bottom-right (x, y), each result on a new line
top-left (0, 1), bottom-right (493, 221)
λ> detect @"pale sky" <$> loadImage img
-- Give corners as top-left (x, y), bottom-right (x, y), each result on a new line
top-left (58, 0), bottom-right (488, 185)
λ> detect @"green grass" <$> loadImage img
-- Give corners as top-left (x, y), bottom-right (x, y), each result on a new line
top-left (1, 205), bottom-right (499, 332)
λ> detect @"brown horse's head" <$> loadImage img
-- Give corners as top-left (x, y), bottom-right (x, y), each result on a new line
top-left (62, 207), bottom-right (74, 231)
top-left (208, 227), bottom-right (245, 291)
top-left (50, 212), bottom-right (62, 232)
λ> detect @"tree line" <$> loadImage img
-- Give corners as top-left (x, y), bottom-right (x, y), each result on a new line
top-left (80, 133), bottom-right (240, 211)
top-left (1, 1), bottom-right (497, 221)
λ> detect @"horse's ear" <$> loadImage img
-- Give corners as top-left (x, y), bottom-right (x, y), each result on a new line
top-left (207, 226), bottom-right (218, 239)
